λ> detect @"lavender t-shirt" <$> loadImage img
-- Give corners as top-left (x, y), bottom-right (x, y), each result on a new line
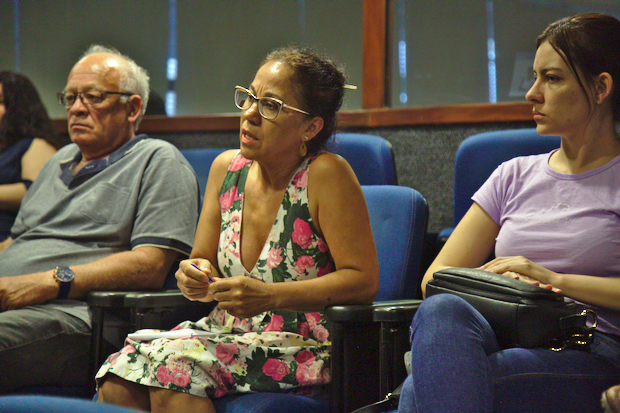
top-left (473, 151), bottom-right (620, 336)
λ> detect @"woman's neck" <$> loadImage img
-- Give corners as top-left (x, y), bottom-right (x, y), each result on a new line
top-left (550, 123), bottom-right (620, 174)
top-left (252, 156), bottom-right (305, 191)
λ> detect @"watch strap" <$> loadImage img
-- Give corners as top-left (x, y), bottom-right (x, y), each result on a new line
top-left (54, 267), bottom-right (74, 299)
top-left (57, 279), bottom-right (71, 299)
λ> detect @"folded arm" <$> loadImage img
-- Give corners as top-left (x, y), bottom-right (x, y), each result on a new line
top-left (0, 246), bottom-right (178, 311)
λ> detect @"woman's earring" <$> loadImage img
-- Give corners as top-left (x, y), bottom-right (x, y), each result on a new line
top-left (299, 136), bottom-right (309, 157)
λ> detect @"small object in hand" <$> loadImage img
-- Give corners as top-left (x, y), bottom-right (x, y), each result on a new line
top-left (191, 263), bottom-right (214, 283)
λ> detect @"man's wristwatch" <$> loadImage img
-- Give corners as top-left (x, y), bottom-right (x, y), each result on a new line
top-left (53, 266), bottom-right (75, 299)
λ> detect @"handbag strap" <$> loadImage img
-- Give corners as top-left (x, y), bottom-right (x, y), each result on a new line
top-left (350, 382), bottom-right (403, 413)
top-left (545, 309), bottom-right (597, 351)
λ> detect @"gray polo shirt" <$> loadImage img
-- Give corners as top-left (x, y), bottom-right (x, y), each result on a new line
top-left (0, 134), bottom-right (200, 324)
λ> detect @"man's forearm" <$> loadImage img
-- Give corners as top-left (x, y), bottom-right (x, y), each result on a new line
top-left (66, 246), bottom-right (180, 299)
top-left (0, 237), bottom-right (13, 254)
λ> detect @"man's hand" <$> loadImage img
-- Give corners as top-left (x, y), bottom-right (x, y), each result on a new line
top-left (0, 271), bottom-right (59, 311)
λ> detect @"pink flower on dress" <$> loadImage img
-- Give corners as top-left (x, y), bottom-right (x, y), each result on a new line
top-left (220, 186), bottom-right (241, 212)
top-left (169, 367), bottom-right (192, 387)
top-left (264, 314), bottom-right (284, 332)
top-left (120, 345), bottom-right (135, 354)
top-left (295, 350), bottom-right (315, 365)
top-left (222, 212), bottom-right (241, 259)
top-left (297, 322), bottom-right (310, 337)
top-left (266, 247), bottom-right (283, 269)
top-left (292, 170), bottom-right (308, 191)
top-left (215, 386), bottom-right (229, 398)
top-left (317, 262), bottom-right (333, 277)
top-left (306, 312), bottom-right (321, 330)
top-left (296, 363), bottom-right (319, 386)
top-left (313, 324), bottom-right (330, 342)
top-left (216, 367), bottom-right (234, 386)
top-left (262, 359), bottom-right (290, 381)
top-left (216, 342), bottom-right (239, 365)
top-left (156, 365), bottom-right (171, 385)
top-left (229, 155), bottom-right (249, 172)
top-left (316, 238), bottom-right (329, 253)
top-left (294, 255), bottom-right (315, 274)
top-left (292, 219), bottom-right (313, 248)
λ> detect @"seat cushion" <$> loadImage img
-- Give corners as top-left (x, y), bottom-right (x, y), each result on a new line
top-left (213, 392), bottom-right (329, 413)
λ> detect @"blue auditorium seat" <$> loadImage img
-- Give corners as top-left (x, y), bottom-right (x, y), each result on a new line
top-left (0, 395), bottom-right (143, 413)
top-left (438, 128), bottom-right (560, 243)
top-left (328, 133), bottom-right (398, 185)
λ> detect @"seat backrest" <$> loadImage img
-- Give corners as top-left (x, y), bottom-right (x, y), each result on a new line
top-left (453, 129), bottom-right (560, 226)
top-left (328, 133), bottom-right (398, 185)
top-left (180, 148), bottom-right (230, 200)
top-left (181, 133), bottom-right (397, 199)
top-left (362, 185), bottom-right (428, 300)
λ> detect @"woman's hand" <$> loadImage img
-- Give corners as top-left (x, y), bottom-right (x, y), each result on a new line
top-left (176, 258), bottom-right (217, 302)
top-left (479, 256), bottom-right (562, 293)
top-left (208, 275), bottom-right (274, 319)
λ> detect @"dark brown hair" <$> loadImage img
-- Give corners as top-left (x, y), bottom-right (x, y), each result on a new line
top-left (537, 13), bottom-right (620, 120)
top-left (262, 45), bottom-right (346, 156)
top-left (0, 71), bottom-right (64, 151)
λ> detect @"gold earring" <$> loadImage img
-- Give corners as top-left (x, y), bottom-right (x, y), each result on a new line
top-left (299, 136), bottom-right (308, 157)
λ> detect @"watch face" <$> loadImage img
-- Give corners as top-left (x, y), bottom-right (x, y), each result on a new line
top-left (56, 267), bottom-right (75, 282)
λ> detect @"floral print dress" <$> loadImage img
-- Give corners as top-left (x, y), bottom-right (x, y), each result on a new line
top-left (96, 151), bottom-right (335, 399)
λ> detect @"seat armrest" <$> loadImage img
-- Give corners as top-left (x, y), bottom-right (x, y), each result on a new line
top-left (373, 299), bottom-right (423, 323)
top-left (124, 289), bottom-right (195, 308)
top-left (87, 290), bottom-right (130, 309)
top-left (326, 302), bottom-right (411, 413)
top-left (370, 299), bottom-right (422, 396)
top-left (123, 289), bottom-right (215, 331)
top-left (325, 300), bottom-right (421, 323)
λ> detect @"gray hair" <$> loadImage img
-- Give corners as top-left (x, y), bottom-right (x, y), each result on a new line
top-left (79, 44), bottom-right (150, 129)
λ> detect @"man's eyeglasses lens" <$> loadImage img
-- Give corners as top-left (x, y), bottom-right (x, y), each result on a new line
top-left (58, 91), bottom-right (106, 107)
top-left (234, 88), bottom-right (281, 120)
top-left (57, 91), bottom-right (132, 107)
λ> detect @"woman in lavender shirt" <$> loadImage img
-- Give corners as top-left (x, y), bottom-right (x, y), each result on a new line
top-left (399, 13), bottom-right (620, 413)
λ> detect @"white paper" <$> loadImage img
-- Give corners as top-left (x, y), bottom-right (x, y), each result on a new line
top-left (127, 328), bottom-right (225, 341)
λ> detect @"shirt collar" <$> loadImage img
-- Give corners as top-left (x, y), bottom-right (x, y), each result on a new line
top-left (60, 134), bottom-right (148, 187)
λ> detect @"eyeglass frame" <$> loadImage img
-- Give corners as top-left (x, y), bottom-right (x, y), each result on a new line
top-left (57, 90), bottom-right (135, 108)
top-left (234, 85), bottom-right (311, 120)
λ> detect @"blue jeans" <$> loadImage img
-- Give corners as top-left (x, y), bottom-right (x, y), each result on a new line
top-left (398, 294), bottom-right (620, 413)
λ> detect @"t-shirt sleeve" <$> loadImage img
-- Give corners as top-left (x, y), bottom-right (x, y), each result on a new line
top-left (471, 162), bottom-right (509, 226)
top-left (130, 149), bottom-right (200, 256)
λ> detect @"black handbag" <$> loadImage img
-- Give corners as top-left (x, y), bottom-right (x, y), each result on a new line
top-left (426, 267), bottom-right (596, 349)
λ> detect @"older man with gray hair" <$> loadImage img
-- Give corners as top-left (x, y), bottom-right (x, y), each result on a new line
top-left (0, 45), bottom-right (200, 392)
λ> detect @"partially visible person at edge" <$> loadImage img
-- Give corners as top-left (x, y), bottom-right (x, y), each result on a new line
top-left (0, 45), bottom-right (200, 392)
top-left (398, 13), bottom-right (620, 413)
top-left (96, 45), bottom-right (380, 412)
top-left (0, 71), bottom-right (65, 241)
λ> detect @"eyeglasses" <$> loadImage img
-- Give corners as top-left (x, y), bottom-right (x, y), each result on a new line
top-left (234, 86), bottom-right (310, 120)
top-left (57, 90), bottom-right (134, 107)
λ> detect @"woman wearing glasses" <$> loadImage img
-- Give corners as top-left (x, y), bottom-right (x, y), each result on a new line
top-left (0, 71), bottom-right (64, 241)
top-left (97, 46), bottom-right (379, 412)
